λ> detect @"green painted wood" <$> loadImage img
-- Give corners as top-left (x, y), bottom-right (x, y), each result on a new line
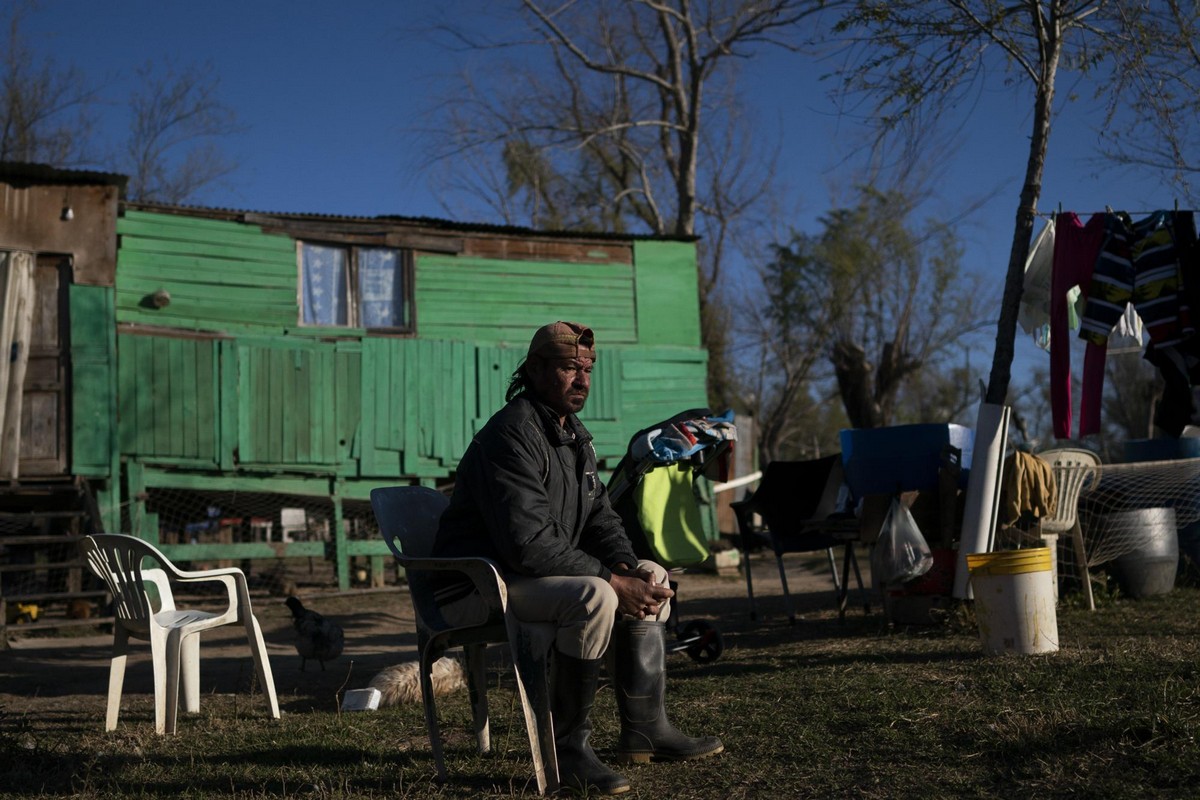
top-left (69, 286), bottom-right (115, 476)
top-left (332, 491), bottom-right (349, 590)
top-left (117, 229), bottom-right (294, 262)
top-left (133, 338), bottom-right (154, 452)
top-left (420, 258), bottom-right (632, 278)
top-left (632, 240), bottom-right (701, 346)
top-left (116, 210), bottom-right (298, 332)
top-left (194, 343), bottom-right (213, 459)
top-left (336, 342), bottom-right (361, 466)
top-left (116, 291), bottom-right (296, 325)
top-left (419, 313), bottom-right (635, 343)
top-left (358, 340), bottom-right (380, 475)
top-left (402, 341), bottom-right (419, 475)
top-left (116, 334), bottom-right (220, 464)
top-left (118, 213), bottom-right (296, 251)
top-left (113, 310), bottom-right (298, 337)
top-left (119, 275), bottom-right (296, 304)
top-left (415, 254), bottom-right (637, 344)
top-left (116, 251), bottom-right (297, 286)
top-left (127, 460), bottom-right (146, 540)
top-left (219, 341), bottom-right (237, 470)
top-left (139, 466), bottom-right (334, 495)
top-left (236, 342), bottom-right (347, 467)
top-left (158, 542), bottom-right (328, 559)
top-left (96, 486), bottom-right (119, 536)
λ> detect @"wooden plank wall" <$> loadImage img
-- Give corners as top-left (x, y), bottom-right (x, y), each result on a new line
top-left (415, 254), bottom-right (638, 346)
top-left (117, 334), bottom-right (221, 466)
top-left (115, 210), bottom-right (296, 333)
top-left (104, 211), bottom-right (709, 484)
top-left (69, 285), bottom-right (115, 476)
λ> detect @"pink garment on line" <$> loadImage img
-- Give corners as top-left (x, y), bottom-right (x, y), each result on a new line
top-left (1051, 213), bottom-right (1107, 439)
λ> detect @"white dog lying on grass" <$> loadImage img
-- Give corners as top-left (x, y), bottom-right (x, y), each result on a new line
top-left (367, 656), bottom-right (467, 706)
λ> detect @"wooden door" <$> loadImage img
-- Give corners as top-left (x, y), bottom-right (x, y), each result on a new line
top-left (19, 255), bottom-right (71, 475)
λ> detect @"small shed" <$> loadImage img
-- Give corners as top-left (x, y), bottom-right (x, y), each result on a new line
top-left (0, 162), bottom-right (711, 627)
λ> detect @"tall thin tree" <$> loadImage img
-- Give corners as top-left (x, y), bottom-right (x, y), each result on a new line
top-left (831, 1), bottom-right (1200, 405)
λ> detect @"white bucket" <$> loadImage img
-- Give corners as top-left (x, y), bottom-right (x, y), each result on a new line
top-left (967, 547), bottom-right (1058, 656)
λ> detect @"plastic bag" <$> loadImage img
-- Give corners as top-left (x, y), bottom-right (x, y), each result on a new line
top-left (871, 497), bottom-right (934, 585)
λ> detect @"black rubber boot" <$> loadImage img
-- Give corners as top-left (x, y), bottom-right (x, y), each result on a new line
top-left (611, 620), bottom-right (725, 764)
top-left (552, 652), bottom-right (630, 796)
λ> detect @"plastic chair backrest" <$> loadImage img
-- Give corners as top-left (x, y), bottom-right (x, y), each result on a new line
top-left (1039, 447), bottom-right (1101, 534)
top-left (80, 533), bottom-right (279, 735)
top-left (755, 455), bottom-right (846, 531)
top-left (372, 486), bottom-right (447, 556)
top-left (81, 535), bottom-right (174, 625)
top-left (370, 485), bottom-right (454, 628)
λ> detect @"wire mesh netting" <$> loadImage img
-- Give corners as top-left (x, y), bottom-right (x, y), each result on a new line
top-left (1003, 457), bottom-right (1200, 593)
top-left (124, 487), bottom-right (396, 588)
top-left (1076, 458), bottom-right (1200, 568)
top-left (128, 488), bottom-right (381, 544)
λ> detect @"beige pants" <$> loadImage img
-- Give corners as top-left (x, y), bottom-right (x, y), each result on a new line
top-left (439, 559), bottom-right (670, 660)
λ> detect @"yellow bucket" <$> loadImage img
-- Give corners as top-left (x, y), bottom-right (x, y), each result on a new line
top-left (966, 547), bottom-right (1053, 576)
top-left (967, 547), bottom-right (1058, 656)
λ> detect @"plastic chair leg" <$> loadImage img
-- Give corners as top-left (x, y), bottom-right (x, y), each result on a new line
top-left (464, 643), bottom-right (491, 754)
top-left (149, 628), bottom-right (169, 735)
top-left (825, 547), bottom-right (842, 592)
top-left (244, 614), bottom-right (281, 719)
top-left (508, 621), bottom-right (558, 796)
top-left (419, 649), bottom-right (449, 784)
top-left (1071, 522), bottom-right (1096, 612)
top-left (742, 543), bottom-right (758, 620)
top-left (105, 627), bottom-right (131, 732)
top-left (181, 633), bottom-right (201, 714)
top-left (164, 627), bottom-right (189, 735)
top-left (849, 547), bottom-right (871, 614)
top-left (776, 554), bottom-right (797, 625)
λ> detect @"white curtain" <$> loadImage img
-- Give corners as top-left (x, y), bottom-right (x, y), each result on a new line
top-left (0, 250), bottom-right (36, 478)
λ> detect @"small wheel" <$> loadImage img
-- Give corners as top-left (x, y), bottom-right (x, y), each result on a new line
top-left (680, 619), bottom-right (723, 663)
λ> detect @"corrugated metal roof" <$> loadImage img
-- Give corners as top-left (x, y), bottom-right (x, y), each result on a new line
top-left (0, 162), bottom-right (696, 242)
top-left (0, 161), bottom-right (128, 188)
top-left (126, 200), bottom-right (698, 243)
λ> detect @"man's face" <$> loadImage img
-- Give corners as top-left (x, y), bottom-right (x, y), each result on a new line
top-left (529, 355), bottom-right (593, 418)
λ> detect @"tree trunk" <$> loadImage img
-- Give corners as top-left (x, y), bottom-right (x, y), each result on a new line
top-left (984, 9), bottom-right (1062, 406)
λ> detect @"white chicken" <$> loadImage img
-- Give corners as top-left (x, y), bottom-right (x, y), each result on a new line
top-left (285, 596), bottom-right (345, 671)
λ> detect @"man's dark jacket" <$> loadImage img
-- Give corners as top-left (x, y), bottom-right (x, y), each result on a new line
top-left (432, 393), bottom-right (638, 603)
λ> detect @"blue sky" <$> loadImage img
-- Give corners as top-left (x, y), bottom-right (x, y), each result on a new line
top-left (22, 1), bottom-right (1184, 391)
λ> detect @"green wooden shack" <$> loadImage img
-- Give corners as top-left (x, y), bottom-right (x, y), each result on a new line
top-left (0, 162), bottom-right (711, 625)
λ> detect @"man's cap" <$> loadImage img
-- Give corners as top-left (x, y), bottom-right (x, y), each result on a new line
top-left (527, 321), bottom-right (596, 361)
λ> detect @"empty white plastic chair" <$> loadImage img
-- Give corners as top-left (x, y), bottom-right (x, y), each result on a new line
top-left (1038, 448), bottom-right (1102, 610)
top-left (80, 533), bottom-right (281, 734)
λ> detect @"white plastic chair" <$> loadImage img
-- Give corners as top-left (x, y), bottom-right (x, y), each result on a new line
top-left (1038, 448), bottom-right (1102, 610)
top-left (80, 533), bottom-right (281, 734)
top-left (370, 486), bottom-right (559, 796)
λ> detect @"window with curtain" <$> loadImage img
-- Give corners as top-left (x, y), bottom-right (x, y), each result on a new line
top-left (299, 242), bottom-right (410, 330)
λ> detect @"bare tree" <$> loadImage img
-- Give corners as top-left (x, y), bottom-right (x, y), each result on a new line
top-left (0, 2), bottom-right (98, 165)
top-left (747, 186), bottom-right (991, 461)
top-left (424, 0), bottom-right (825, 407)
top-left (123, 61), bottom-right (241, 204)
top-left (1098, 0), bottom-right (1200, 204)
top-left (829, 1), bottom-right (1200, 407)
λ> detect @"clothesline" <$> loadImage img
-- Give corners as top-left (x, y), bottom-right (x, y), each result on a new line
top-left (1033, 208), bottom-right (1198, 217)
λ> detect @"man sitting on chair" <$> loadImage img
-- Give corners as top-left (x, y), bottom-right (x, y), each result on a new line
top-left (433, 321), bottom-right (723, 795)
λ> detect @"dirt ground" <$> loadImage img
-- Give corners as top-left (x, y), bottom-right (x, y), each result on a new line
top-left (0, 551), bottom-right (866, 728)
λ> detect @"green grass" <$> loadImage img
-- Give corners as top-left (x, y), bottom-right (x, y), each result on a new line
top-left (5, 585), bottom-right (1200, 798)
